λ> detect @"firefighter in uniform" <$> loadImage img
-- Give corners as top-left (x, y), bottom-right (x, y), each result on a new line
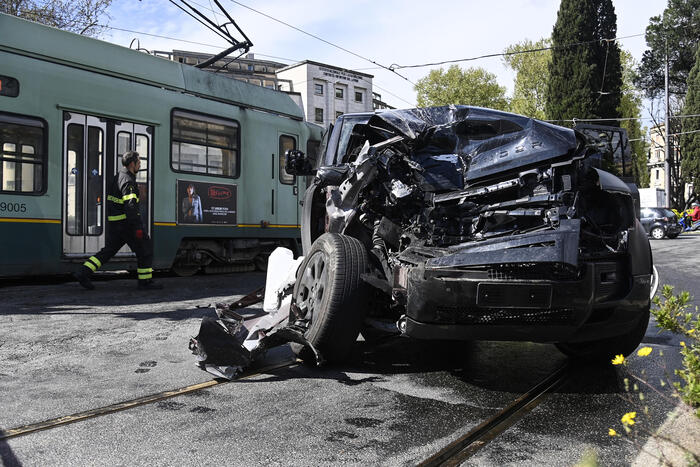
top-left (74, 151), bottom-right (162, 290)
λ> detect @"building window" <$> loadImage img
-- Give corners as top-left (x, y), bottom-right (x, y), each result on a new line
top-left (314, 83), bottom-right (324, 95)
top-left (171, 110), bottom-right (239, 178)
top-left (315, 108), bottom-right (324, 123)
top-left (247, 64), bottom-right (254, 71)
top-left (335, 87), bottom-right (344, 99)
top-left (279, 135), bottom-right (296, 185)
top-left (0, 113), bottom-right (46, 194)
top-left (336, 111), bottom-right (343, 119)
top-left (354, 91), bottom-right (363, 102)
top-left (656, 170), bottom-right (659, 180)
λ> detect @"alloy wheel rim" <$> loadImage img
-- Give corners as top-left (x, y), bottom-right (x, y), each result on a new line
top-left (295, 250), bottom-right (329, 325)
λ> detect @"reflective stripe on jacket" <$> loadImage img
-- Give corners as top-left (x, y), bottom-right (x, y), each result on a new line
top-left (106, 167), bottom-right (143, 229)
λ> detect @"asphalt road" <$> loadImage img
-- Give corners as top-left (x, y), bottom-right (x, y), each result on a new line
top-left (1, 235), bottom-right (698, 466)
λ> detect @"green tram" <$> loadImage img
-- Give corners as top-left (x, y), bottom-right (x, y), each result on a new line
top-left (0, 13), bottom-right (322, 277)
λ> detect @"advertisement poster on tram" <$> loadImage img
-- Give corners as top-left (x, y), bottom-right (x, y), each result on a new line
top-left (176, 180), bottom-right (237, 225)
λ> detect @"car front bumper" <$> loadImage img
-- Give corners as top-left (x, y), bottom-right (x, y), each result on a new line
top-left (403, 259), bottom-right (651, 344)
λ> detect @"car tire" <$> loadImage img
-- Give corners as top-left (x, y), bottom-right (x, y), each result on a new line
top-left (555, 307), bottom-right (650, 361)
top-left (291, 233), bottom-right (369, 362)
top-left (666, 232), bottom-right (680, 239)
top-left (650, 226), bottom-right (665, 240)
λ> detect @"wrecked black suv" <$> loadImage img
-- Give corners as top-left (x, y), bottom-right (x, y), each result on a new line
top-left (286, 106), bottom-right (652, 362)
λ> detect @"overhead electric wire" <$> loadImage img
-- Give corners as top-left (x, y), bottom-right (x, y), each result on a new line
top-left (389, 33), bottom-right (645, 70)
top-left (104, 25), bottom-right (225, 49)
top-left (167, 0), bottom-right (231, 43)
top-left (669, 128), bottom-right (700, 137)
top-left (100, 24), bottom-right (414, 106)
top-left (102, 25), bottom-right (302, 63)
top-left (226, 0), bottom-right (415, 85)
top-left (546, 113), bottom-right (700, 124)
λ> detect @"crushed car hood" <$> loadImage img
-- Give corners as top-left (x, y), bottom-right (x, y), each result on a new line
top-left (367, 105), bottom-right (578, 184)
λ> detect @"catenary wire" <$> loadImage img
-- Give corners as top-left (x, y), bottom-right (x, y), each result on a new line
top-left (99, 25), bottom-right (415, 106)
top-left (389, 33), bottom-right (645, 70)
top-left (225, 0), bottom-right (416, 85)
top-left (101, 25), bottom-right (302, 62)
top-left (167, 0), bottom-right (231, 43)
top-left (546, 113), bottom-right (700, 123)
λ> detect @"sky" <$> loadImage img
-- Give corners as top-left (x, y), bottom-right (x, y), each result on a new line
top-left (103, 0), bottom-right (668, 111)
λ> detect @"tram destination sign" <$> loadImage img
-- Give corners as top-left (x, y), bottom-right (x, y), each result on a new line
top-left (176, 180), bottom-right (237, 225)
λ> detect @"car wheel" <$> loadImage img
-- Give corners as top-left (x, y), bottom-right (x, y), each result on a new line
top-left (291, 233), bottom-right (369, 362)
top-left (666, 232), bottom-right (680, 239)
top-left (650, 226), bottom-right (665, 240)
top-left (555, 307), bottom-right (650, 361)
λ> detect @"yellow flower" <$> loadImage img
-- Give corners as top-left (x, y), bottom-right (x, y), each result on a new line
top-left (688, 328), bottom-right (695, 334)
top-left (609, 428), bottom-right (617, 436)
top-left (621, 412), bottom-right (637, 426)
top-left (611, 354), bottom-right (625, 365)
top-left (680, 341), bottom-right (686, 347)
top-left (637, 346), bottom-right (653, 357)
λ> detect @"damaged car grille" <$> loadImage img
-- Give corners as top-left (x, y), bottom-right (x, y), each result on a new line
top-left (435, 306), bottom-right (576, 325)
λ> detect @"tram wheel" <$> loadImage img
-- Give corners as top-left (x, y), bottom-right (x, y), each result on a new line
top-left (172, 263), bottom-right (200, 277)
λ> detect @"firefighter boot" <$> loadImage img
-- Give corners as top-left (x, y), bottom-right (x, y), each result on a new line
top-left (74, 266), bottom-right (95, 290)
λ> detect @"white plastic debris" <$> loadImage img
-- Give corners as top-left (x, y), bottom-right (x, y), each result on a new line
top-left (263, 247), bottom-right (304, 312)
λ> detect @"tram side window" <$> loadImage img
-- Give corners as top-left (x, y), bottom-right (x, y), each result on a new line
top-left (0, 114), bottom-right (46, 194)
top-left (171, 110), bottom-right (239, 178)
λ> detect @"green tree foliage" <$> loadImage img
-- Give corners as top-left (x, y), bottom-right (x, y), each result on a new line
top-left (414, 65), bottom-right (509, 110)
top-left (1, 0), bottom-right (112, 38)
top-left (618, 50), bottom-right (650, 187)
top-left (680, 44), bottom-right (700, 204)
top-left (502, 38), bottom-right (551, 120)
top-left (635, 0), bottom-right (700, 99)
top-left (546, 0), bottom-right (622, 123)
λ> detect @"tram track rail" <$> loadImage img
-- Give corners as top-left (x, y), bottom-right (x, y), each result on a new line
top-left (3, 351), bottom-right (571, 464)
top-left (419, 363), bottom-right (571, 466)
top-left (0, 359), bottom-right (300, 441)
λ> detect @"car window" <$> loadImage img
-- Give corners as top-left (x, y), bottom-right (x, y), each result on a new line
top-left (641, 208), bottom-right (654, 218)
top-left (662, 209), bottom-right (675, 218)
top-left (334, 115), bottom-right (370, 164)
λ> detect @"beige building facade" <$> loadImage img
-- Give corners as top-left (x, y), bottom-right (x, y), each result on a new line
top-left (648, 124), bottom-right (667, 190)
top-left (276, 60), bottom-right (375, 127)
top-left (648, 124), bottom-right (694, 201)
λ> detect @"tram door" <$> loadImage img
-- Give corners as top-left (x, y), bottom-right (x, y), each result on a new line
top-left (112, 121), bottom-right (152, 255)
top-left (62, 112), bottom-right (152, 258)
top-left (276, 133), bottom-right (299, 226)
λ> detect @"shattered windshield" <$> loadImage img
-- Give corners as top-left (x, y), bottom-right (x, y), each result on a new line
top-left (359, 106), bottom-right (578, 185)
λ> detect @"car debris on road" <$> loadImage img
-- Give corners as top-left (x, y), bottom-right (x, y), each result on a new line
top-left (189, 248), bottom-right (322, 379)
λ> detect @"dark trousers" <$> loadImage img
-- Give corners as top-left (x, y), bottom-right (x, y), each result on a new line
top-left (82, 221), bottom-right (153, 282)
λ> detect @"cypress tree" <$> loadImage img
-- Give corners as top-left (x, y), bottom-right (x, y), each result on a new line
top-left (592, 0), bottom-right (622, 123)
top-left (680, 44), bottom-right (700, 204)
top-left (546, 0), bottom-right (622, 124)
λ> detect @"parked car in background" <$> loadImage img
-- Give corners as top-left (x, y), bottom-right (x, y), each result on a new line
top-left (640, 207), bottom-right (681, 239)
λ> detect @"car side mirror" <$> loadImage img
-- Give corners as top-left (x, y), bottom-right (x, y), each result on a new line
top-left (285, 149), bottom-right (315, 176)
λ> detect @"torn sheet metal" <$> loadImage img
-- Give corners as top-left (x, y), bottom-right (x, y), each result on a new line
top-left (189, 248), bottom-right (320, 379)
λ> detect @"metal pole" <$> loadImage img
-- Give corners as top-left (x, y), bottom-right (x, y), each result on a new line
top-left (664, 41), bottom-right (672, 207)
